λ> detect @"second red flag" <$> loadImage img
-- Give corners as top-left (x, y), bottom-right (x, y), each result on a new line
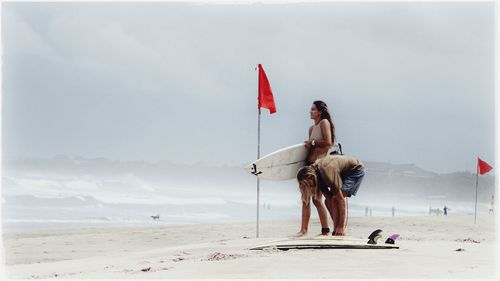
top-left (478, 158), bottom-right (493, 175)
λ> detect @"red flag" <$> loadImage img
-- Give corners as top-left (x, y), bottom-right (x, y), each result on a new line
top-left (478, 158), bottom-right (493, 175)
top-left (258, 64), bottom-right (276, 114)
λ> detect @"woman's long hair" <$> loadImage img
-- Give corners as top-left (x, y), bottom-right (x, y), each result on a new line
top-left (296, 166), bottom-right (320, 205)
top-left (313, 100), bottom-right (336, 143)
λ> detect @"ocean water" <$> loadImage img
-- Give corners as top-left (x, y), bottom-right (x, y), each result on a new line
top-left (2, 172), bottom-right (490, 231)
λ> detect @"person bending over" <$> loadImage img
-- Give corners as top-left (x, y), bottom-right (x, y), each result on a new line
top-left (296, 155), bottom-right (364, 236)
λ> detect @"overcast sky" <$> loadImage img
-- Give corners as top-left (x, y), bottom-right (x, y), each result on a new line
top-left (2, 1), bottom-right (495, 173)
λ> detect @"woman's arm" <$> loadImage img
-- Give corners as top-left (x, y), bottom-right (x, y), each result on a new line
top-left (305, 126), bottom-right (314, 148)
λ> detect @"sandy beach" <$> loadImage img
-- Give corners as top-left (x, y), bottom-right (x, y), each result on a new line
top-left (1, 214), bottom-right (497, 279)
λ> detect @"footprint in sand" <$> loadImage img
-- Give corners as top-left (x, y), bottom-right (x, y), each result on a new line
top-left (146, 267), bottom-right (172, 273)
top-left (204, 252), bottom-right (247, 261)
top-left (455, 238), bottom-right (480, 243)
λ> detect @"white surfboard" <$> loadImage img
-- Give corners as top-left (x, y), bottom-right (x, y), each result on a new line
top-left (250, 237), bottom-right (399, 250)
top-left (244, 143), bottom-right (308, 181)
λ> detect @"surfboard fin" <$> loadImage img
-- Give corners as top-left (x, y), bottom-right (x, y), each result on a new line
top-left (385, 234), bottom-right (400, 244)
top-left (367, 229), bottom-right (383, 244)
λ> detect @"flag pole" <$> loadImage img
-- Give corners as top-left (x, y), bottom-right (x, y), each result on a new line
top-left (255, 63), bottom-right (276, 238)
top-left (474, 160), bottom-right (479, 224)
top-left (257, 108), bottom-right (261, 238)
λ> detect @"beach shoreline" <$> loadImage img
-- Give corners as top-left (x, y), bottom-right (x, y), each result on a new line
top-left (1, 215), bottom-right (497, 279)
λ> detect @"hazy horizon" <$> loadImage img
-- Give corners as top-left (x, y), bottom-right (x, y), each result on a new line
top-left (2, 2), bottom-right (495, 174)
top-left (3, 153), bottom-right (495, 229)
top-left (2, 153), bottom-right (497, 175)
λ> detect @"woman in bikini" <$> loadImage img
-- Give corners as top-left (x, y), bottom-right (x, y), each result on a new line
top-left (295, 100), bottom-right (336, 237)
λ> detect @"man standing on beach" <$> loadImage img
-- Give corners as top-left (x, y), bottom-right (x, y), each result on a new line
top-left (296, 155), bottom-right (365, 236)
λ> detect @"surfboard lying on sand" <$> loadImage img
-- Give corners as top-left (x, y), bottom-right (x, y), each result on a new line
top-left (244, 143), bottom-right (341, 181)
top-left (250, 229), bottom-right (400, 250)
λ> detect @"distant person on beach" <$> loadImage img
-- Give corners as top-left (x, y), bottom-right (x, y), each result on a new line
top-left (297, 154), bottom-right (365, 236)
top-left (443, 205), bottom-right (448, 216)
top-left (489, 195), bottom-right (494, 214)
top-left (294, 101), bottom-right (336, 237)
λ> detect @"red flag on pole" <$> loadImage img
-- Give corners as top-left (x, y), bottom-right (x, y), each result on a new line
top-left (478, 158), bottom-right (493, 175)
top-left (258, 64), bottom-right (277, 114)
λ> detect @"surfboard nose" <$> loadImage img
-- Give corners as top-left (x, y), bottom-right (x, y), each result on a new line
top-left (244, 163), bottom-right (254, 174)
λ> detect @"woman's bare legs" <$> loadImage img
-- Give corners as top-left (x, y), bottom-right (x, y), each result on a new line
top-left (297, 201), bottom-right (311, 236)
top-left (312, 197), bottom-right (329, 235)
top-left (296, 196), bottom-right (329, 236)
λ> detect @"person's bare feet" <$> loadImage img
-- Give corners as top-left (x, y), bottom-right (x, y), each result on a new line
top-left (334, 228), bottom-right (345, 236)
top-left (290, 230), bottom-right (307, 238)
top-left (314, 232), bottom-right (330, 238)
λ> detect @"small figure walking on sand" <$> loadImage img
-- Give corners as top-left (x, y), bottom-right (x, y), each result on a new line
top-left (489, 195), bottom-right (494, 214)
top-left (443, 205), bottom-right (448, 216)
top-left (392, 206), bottom-right (395, 217)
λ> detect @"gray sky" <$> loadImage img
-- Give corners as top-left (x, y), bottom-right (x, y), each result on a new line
top-left (2, 2), bottom-right (495, 173)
